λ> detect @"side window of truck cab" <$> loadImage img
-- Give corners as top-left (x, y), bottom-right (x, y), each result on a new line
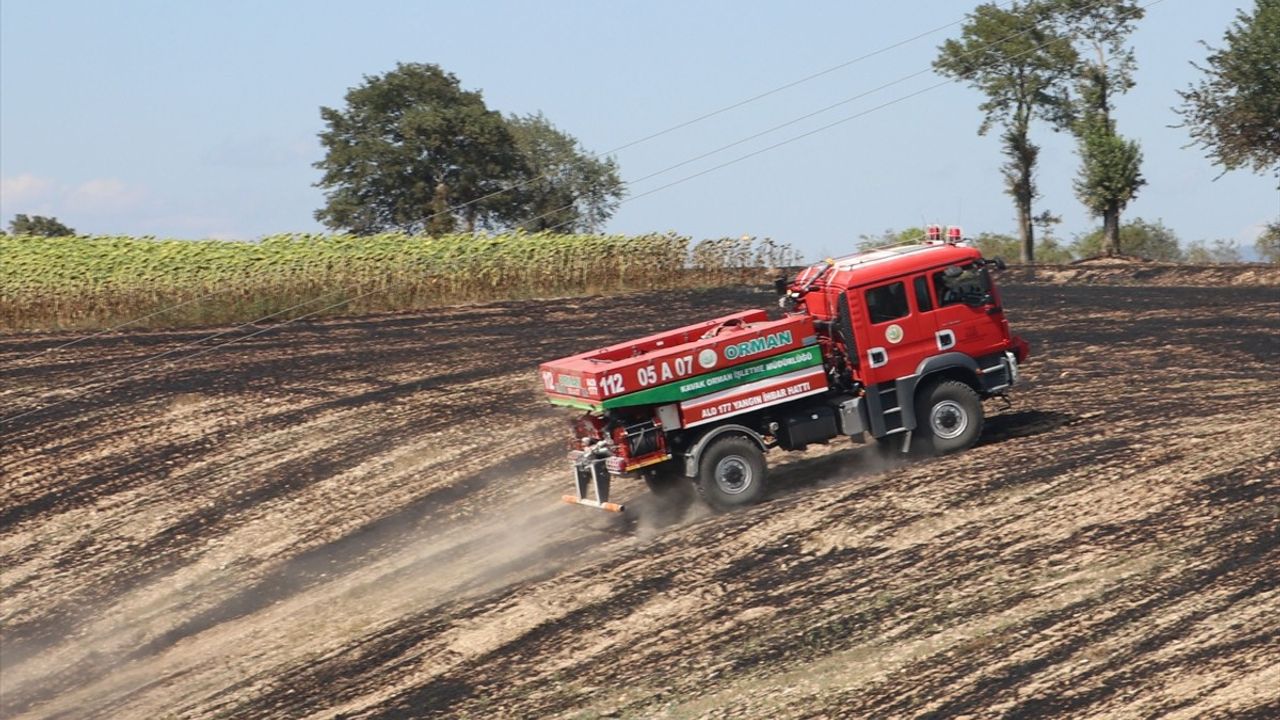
top-left (861, 280), bottom-right (932, 380)
top-left (865, 282), bottom-right (909, 324)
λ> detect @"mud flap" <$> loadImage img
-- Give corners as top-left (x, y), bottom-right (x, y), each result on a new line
top-left (562, 457), bottom-right (624, 513)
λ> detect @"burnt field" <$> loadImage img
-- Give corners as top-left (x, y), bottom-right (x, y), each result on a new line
top-left (2, 280), bottom-right (1278, 719)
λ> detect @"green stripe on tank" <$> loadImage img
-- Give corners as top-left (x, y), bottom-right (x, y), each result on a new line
top-left (549, 396), bottom-right (602, 411)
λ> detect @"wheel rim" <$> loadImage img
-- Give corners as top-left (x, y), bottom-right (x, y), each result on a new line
top-left (714, 455), bottom-right (753, 495)
top-left (929, 400), bottom-right (969, 439)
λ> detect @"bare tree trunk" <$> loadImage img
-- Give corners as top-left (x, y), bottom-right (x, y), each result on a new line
top-left (428, 181), bottom-right (456, 236)
top-left (1004, 112), bottom-right (1039, 264)
top-left (1102, 202), bottom-right (1121, 255)
top-left (1018, 200), bottom-right (1035, 264)
top-left (1095, 47), bottom-right (1121, 257)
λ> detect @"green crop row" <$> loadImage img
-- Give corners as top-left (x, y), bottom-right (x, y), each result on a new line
top-left (0, 232), bottom-right (800, 331)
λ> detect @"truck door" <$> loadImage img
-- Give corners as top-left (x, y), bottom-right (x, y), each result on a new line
top-left (858, 278), bottom-right (933, 385)
top-left (923, 263), bottom-right (1010, 359)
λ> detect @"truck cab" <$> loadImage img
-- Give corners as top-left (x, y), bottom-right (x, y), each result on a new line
top-left (789, 233), bottom-right (1028, 449)
top-left (541, 227), bottom-right (1029, 513)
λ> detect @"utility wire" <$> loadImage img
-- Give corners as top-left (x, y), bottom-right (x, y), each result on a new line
top-left (513, 0), bottom-right (1140, 231)
top-left (1, 0), bottom-right (1156, 427)
top-left (6, 290), bottom-right (229, 364)
top-left (2, 4), bottom-right (1011, 365)
top-left (0, 289), bottom-right (350, 425)
top-left (434, 1), bottom-right (1023, 223)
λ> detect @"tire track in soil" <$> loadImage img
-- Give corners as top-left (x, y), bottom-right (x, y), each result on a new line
top-left (0, 288), bottom-right (764, 718)
top-left (2, 283), bottom-right (1278, 719)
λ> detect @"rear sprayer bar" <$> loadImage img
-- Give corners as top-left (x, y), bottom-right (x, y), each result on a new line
top-left (563, 448), bottom-right (624, 513)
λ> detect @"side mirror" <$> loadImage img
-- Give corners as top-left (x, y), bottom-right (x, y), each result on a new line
top-left (992, 257), bottom-right (1007, 270)
top-left (774, 277), bottom-right (788, 296)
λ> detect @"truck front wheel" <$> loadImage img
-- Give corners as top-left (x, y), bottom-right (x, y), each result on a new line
top-left (695, 435), bottom-right (768, 511)
top-left (915, 379), bottom-right (983, 455)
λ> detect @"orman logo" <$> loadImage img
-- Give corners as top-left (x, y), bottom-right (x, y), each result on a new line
top-left (697, 348), bottom-right (718, 369)
top-left (723, 330), bottom-right (793, 361)
top-left (885, 324), bottom-right (904, 344)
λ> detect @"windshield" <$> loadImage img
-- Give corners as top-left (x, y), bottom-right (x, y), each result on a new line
top-left (933, 262), bottom-right (991, 306)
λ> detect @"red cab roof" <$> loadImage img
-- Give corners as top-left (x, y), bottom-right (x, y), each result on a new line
top-left (804, 242), bottom-right (984, 289)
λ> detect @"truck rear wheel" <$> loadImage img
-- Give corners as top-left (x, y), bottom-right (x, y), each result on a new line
top-left (695, 435), bottom-right (767, 511)
top-left (915, 379), bottom-right (983, 454)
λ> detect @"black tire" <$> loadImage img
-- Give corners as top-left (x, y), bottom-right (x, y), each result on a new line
top-left (695, 435), bottom-right (768, 511)
top-left (914, 379), bottom-right (983, 455)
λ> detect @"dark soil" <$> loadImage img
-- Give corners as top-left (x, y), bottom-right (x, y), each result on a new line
top-left (2, 280), bottom-right (1277, 719)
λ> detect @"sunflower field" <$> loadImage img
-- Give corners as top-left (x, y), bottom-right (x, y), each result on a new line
top-left (0, 232), bottom-right (800, 330)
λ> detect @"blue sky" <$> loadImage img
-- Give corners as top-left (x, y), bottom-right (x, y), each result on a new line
top-left (2, 0), bottom-right (1277, 260)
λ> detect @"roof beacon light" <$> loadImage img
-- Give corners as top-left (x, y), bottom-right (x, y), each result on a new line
top-left (946, 225), bottom-right (963, 244)
top-left (926, 224), bottom-right (942, 242)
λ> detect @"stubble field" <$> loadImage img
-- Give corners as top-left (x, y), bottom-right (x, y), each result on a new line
top-left (2, 277), bottom-right (1278, 718)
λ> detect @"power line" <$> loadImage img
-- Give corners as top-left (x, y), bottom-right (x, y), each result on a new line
top-left (2, 0), bottom-right (1157, 427)
top-left (440, 1), bottom-right (1022, 223)
top-left (2, 5), bottom-right (1008, 364)
top-left (514, 0), bottom-right (1138, 232)
top-left (5, 290), bottom-right (228, 365)
top-left (0, 289), bottom-right (349, 425)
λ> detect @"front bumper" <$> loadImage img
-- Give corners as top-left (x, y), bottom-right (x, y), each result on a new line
top-left (1010, 335), bottom-right (1030, 364)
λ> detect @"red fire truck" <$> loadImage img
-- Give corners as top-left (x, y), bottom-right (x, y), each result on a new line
top-left (539, 226), bottom-right (1030, 512)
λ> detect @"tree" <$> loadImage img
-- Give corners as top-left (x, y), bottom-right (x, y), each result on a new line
top-left (8, 214), bottom-right (75, 237)
top-left (427, 181), bottom-right (456, 235)
top-left (1177, 0), bottom-right (1280, 181)
top-left (314, 63), bottom-right (525, 234)
top-left (1073, 120), bottom-right (1144, 254)
top-left (1255, 221), bottom-right (1280, 262)
top-left (1212, 239), bottom-right (1243, 263)
top-left (934, 1), bottom-right (1078, 263)
top-left (1185, 238), bottom-right (1242, 264)
top-left (1050, 0), bottom-right (1146, 255)
top-left (972, 231), bottom-right (1021, 259)
top-left (858, 226), bottom-right (1074, 263)
top-left (505, 113), bottom-right (624, 233)
top-left (973, 230), bottom-right (1074, 263)
top-left (1073, 217), bottom-right (1183, 261)
top-left (856, 226), bottom-right (926, 251)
